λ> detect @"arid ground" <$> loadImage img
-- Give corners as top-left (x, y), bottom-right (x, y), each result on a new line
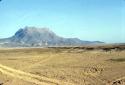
top-left (0, 46), bottom-right (125, 85)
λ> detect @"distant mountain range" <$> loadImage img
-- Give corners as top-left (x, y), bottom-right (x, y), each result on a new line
top-left (0, 27), bottom-right (104, 47)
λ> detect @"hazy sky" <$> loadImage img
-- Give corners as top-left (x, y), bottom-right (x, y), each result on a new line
top-left (0, 0), bottom-right (124, 43)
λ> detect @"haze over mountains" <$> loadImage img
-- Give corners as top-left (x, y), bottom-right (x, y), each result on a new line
top-left (0, 27), bottom-right (104, 47)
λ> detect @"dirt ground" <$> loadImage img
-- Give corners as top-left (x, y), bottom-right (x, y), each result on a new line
top-left (0, 47), bottom-right (125, 85)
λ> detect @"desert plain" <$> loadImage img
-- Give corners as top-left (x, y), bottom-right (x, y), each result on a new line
top-left (0, 45), bottom-right (125, 85)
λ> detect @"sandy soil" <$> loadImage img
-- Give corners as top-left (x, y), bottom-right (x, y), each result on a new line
top-left (0, 47), bottom-right (125, 85)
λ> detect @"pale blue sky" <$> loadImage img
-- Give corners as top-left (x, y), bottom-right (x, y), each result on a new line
top-left (0, 0), bottom-right (124, 43)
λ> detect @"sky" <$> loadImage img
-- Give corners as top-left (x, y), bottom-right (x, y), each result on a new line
top-left (0, 0), bottom-right (125, 43)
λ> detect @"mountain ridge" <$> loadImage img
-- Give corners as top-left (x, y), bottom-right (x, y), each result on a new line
top-left (0, 27), bottom-right (104, 47)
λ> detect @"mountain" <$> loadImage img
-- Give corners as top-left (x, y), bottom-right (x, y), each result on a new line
top-left (0, 27), bottom-right (104, 47)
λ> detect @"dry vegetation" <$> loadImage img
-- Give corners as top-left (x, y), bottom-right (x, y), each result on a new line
top-left (0, 45), bottom-right (125, 85)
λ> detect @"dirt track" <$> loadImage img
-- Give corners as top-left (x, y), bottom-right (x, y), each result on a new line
top-left (0, 64), bottom-right (73, 85)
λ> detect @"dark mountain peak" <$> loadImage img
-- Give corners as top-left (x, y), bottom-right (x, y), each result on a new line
top-left (10, 26), bottom-right (60, 45)
top-left (14, 26), bottom-right (56, 40)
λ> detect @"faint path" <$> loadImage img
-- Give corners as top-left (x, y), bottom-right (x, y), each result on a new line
top-left (23, 55), bottom-right (54, 70)
top-left (0, 64), bottom-right (73, 85)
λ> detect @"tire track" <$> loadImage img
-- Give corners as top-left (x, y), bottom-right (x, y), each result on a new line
top-left (24, 55), bottom-right (54, 70)
top-left (0, 64), bottom-right (73, 85)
